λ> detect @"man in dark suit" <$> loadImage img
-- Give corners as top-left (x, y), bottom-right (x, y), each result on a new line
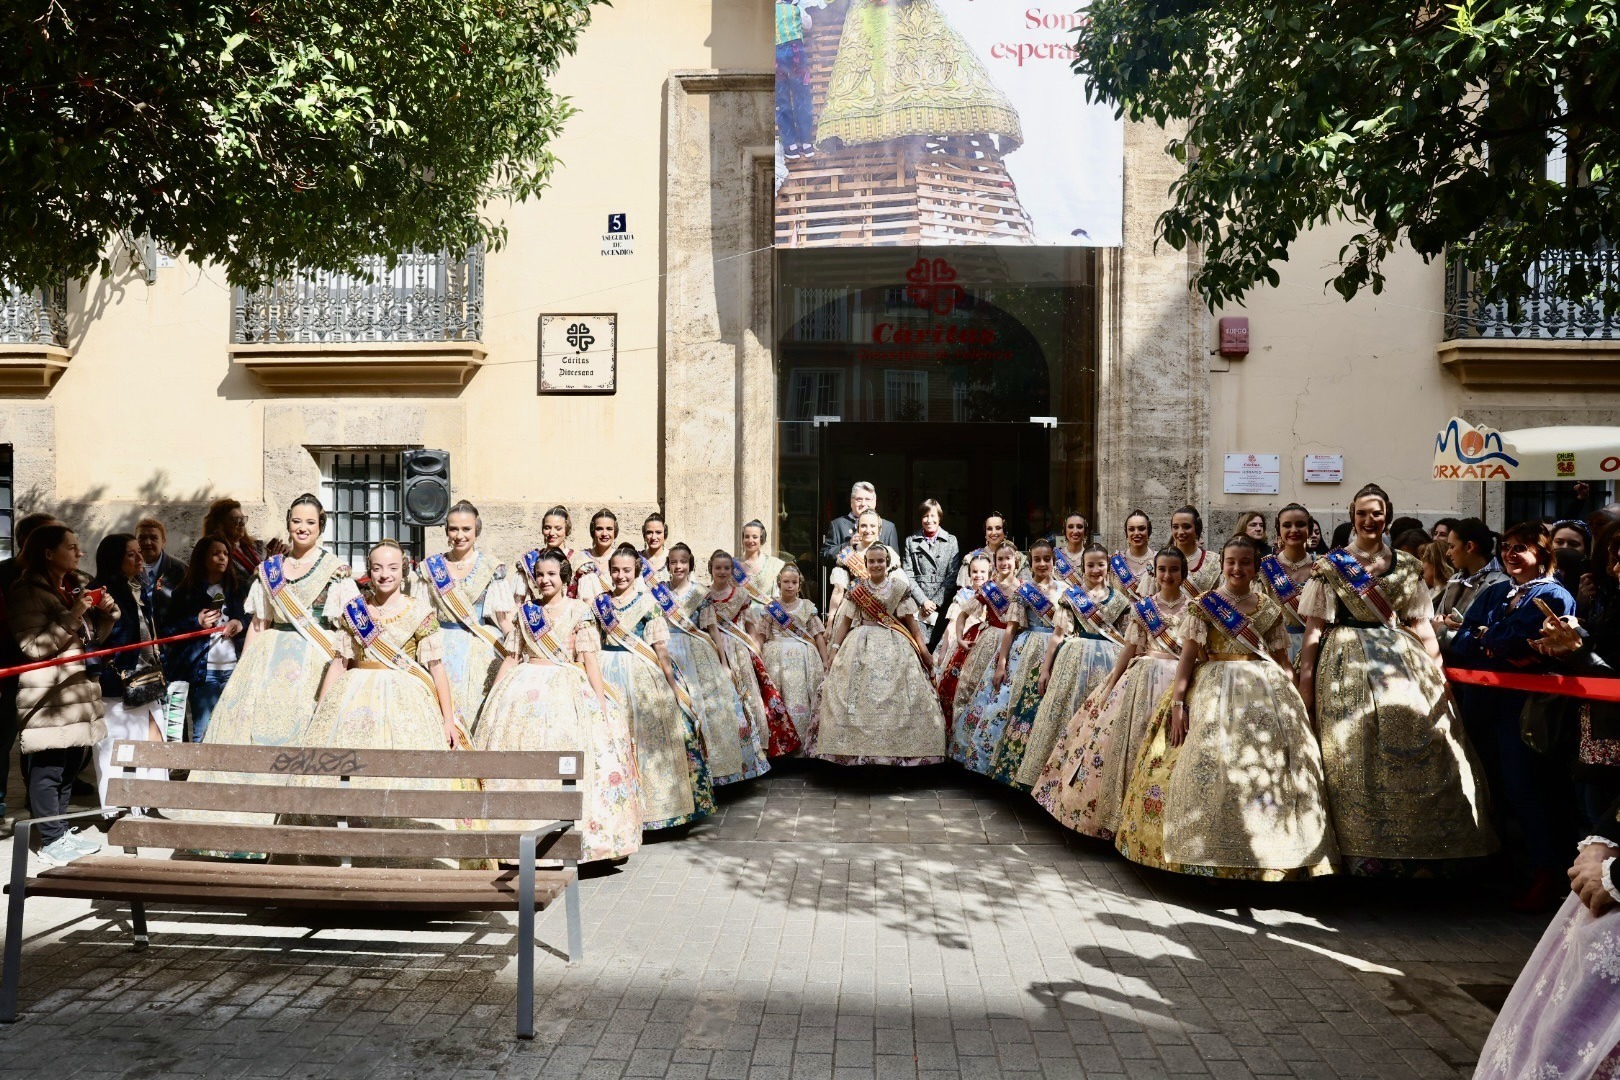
top-left (901, 498), bottom-right (960, 650)
top-left (820, 481), bottom-right (899, 567)
top-left (135, 517), bottom-right (187, 632)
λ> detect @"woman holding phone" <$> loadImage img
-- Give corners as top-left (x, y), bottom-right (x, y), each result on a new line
top-left (163, 536), bottom-right (249, 743)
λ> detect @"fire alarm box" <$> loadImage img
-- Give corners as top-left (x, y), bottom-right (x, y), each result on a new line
top-left (1218, 316), bottom-right (1250, 357)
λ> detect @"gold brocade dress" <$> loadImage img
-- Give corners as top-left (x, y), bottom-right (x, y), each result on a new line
top-left (816, 0), bottom-right (1022, 149)
top-left (415, 551), bottom-right (513, 729)
top-left (1297, 549), bottom-right (1495, 872)
top-left (1183, 548), bottom-right (1222, 596)
top-left (290, 592), bottom-right (470, 867)
top-left (948, 577), bottom-right (1018, 726)
top-left (1035, 594), bottom-right (1190, 839)
top-left (760, 598), bottom-right (826, 744)
top-left (666, 582), bottom-right (768, 785)
top-left (1115, 595), bottom-right (1339, 881)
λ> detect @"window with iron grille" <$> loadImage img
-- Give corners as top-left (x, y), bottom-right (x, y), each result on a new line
top-left (318, 451), bottom-right (424, 572)
top-left (0, 445), bottom-right (12, 558)
top-left (884, 370), bottom-right (928, 421)
top-left (1505, 480), bottom-right (1612, 527)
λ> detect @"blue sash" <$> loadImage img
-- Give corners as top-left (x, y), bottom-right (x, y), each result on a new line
top-left (981, 580), bottom-right (1011, 615)
top-left (1259, 554), bottom-right (1301, 604)
top-left (424, 553), bottom-right (454, 594)
top-left (1052, 548), bottom-right (1080, 584)
top-left (592, 592), bottom-right (618, 632)
top-left (341, 595), bottom-right (380, 646)
top-left (1065, 584), bottom-right (1126, 644)
top-left (1133, 595), bottom-right (1180, 654)
top-left (1196, 592), bottom-right (1271, 660)
top-left (264, 553), bottom-right (286, 592)
top-left (1109, 552), bottom-right (1141, 595)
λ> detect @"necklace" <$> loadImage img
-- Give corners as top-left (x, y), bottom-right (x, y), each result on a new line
top-left (1348, 541), bottom-right (1385, 566)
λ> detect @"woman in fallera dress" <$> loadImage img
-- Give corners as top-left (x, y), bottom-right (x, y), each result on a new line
top-left (661, 543), bottom-right (768, 785)
top-left (996, 543), bottom-right (1129, 791)
top-left (955, 539), bottom-right (1066, 776)
top-left (1112, 510), bottom-right (1155, 597)
top-left (957, 512), bottom-right (1025, 586)
top-left (1037, 547), bottom-right (1190, 839)
top-left (808, 543), bottom-right (947, 765)
top-left (571, 509), bottom-right (620, 601)
top-left (702, 551), bottom-right (798, 759)
top-left (415, 500), bottom-right (513, 733)
top-left (1257, 503), bottom-right (1314, 662)
top-left (1169, 505), bottom-right (1220, 595)
top-left (1296, 482), bottom-right (1495, 876)
top-left (947, 542), bottom-right (1020, 727)
top-left (737, 520), bottom-right (786, 602)
top-left (592, 544), bottom-right (712, 831)
top-left (542, 506), bottom-right (580, 568)
top-left (1115, 536), bottom-right (1338, 880)
top-left (1056, 512), bottom-right (1090, 570)
top-left (639, 512), bottom-right (671, 583)
top-left (758, 563), bottom-right (828, 746)
top-left (474, 548), bottom-right (641, 864)
top-left (299, 540), bottom-right (467, 865)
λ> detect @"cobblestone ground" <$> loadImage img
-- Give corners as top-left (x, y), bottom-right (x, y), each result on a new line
top-left (0, 762), bottom-right (1549, 1079)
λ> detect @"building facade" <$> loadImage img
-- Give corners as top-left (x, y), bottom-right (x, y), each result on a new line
top-left (1, 0), bottom-right (1615, 582)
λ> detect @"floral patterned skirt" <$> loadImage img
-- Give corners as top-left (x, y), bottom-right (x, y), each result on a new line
top-left (598, 649), bottom-right (712, 831)
top-left (993, 634), bottom-right (1121, 790)
top-left (954, 629), bottom-right (1045, 774)
top-left (474, 661), bottom-right (642, 863)
top-left (949, 625), bottom-right (1008, 730)
top-left (807, 624), bottom-right (946, 765)
top-left (437, 620), bottom-right (502, 731)
top-left (667, 629), bottom-right (768, 786)
top-left (763, 637), bottom-right (824, 747)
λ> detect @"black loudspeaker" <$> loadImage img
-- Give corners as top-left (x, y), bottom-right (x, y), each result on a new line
top-left (402, 449), bottom-right (452, 526)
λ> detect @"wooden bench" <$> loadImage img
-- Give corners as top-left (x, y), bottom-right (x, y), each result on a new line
top-left (2, 741), bottom-right (586, 1039)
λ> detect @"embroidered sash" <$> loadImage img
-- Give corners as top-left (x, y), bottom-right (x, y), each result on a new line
top-left (763, 597), bottom-right (821, 649)
top-left (838, 546), bottom-right (872, 582)
top-left (261, 554), bottom-right (340, 660)
top-left (1196, 592), bottom-right (1277, 664)
top-left (1132, 595), bottom-right (1181, 656)
top-left (1322, 548), bottom-right (1401, 627)
top-left (980, 580), bottom-right (1011, 618)
top-left (730, 561), bottom-right (775, 608)
top-left (518, 600), bottom-right (622, 706)
top-left (421, 554), bottom-right (508, 655)
top-left (1259, 554), bottom-right (1304, 611)
top-left (593, 592), bottom-right (700, 724)
top-left (1063, 584), bottom-right (1127, 646)
top-left (847, 581), bottom-right (933, 670)
top-left (341, 596), bottom-right (468, 747)
top-left (1109, 552), bottom-right (1145, 599)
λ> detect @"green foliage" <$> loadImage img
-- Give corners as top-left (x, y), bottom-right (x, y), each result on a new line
top-left (0, 0), bottom-right (605, 288)
top-left (1072, 0), bottom-right (1620, 310)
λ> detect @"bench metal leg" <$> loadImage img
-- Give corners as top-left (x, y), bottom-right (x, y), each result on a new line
top-left (516, 832), bottom-right (537, 1040)
top-left (564, 859), bottom-right (583, 963)
top-left (1, 821), bottom-right (32, 1022)
top-left (129, 901), bottom-right (148, 951)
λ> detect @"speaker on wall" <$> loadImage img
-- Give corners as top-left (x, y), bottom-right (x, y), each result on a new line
top-left (402, 449), bottom-right (452, 526)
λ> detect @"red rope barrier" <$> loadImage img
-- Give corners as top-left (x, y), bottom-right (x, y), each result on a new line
top-left (0, 627), bottom-right (223, 680)
top-left (1446, 667), bottom-right (1620, 702)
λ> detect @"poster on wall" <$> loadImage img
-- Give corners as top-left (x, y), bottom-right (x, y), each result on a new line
top-left (773, 0), bottom-right (1123, 248)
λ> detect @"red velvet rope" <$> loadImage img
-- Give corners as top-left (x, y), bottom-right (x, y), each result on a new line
top-left (0, 627), bottom-right (221, 680)
top-left (1446, 667), bottom-right (1620, 702)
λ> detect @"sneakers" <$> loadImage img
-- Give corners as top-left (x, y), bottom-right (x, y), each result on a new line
top-left (65, 828), bottom-right (102, 856)
top-left (37, 836), bottom-right (83, 867)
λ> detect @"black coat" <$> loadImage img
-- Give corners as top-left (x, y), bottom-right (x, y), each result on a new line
top-left (161, 575), bottom-right (251, 684)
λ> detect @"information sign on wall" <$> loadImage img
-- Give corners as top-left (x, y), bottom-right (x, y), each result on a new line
top-left (1223, 453), bottom-right (1282, 495)
top-left (539, 314), bottom-right (616, 395)
top-left (1303, 454), bottom-right (1345, 484)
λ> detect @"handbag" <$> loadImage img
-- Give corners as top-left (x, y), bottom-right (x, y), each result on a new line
top-left (121, 661), bottom-right (167, 707)
top-left (1520, 692), bottom-right (1580, 760)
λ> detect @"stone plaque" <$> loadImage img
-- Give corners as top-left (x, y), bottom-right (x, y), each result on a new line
top-left (539, 314), bottom-right (616, 394)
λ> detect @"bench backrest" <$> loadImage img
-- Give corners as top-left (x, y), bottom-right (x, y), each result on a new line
top-left (103, 741), bottom-right (585, 862)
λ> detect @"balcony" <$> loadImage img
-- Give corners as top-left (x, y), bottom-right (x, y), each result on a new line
top-left (0, 281), bottom-right (71, 391)
top-left (1439, 249), bottom-right (1620, 389)
top-left (230, 249), bottom-right (486, 393)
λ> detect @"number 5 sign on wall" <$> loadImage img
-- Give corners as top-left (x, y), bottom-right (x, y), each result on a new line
top-left (539, 314), bottom-right (617, 395)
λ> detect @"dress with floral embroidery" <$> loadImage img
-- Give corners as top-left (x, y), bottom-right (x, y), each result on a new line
top-left (666, 581), bottom-right (767, 785)
top-left (759, 597), bottom-right (826, 745)
top-left (699, 586), bottom-right (798, 757)
top-left (414, 550), bottom-right (513, 729)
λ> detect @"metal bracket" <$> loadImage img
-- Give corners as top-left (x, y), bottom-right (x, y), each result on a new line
top-left (1030, 416), bottom-right (1058, 429)
top-left (811, 415), bottom-right (842, 428)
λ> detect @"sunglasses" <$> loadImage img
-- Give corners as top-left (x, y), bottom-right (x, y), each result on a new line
top-left (1504, 542), bottom-right (1539, 558)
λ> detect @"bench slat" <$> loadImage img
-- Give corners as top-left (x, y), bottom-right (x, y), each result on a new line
top-left (107, 818), bottom-right (583, 862)
top-left (22, 877), bottom-right (567, 912)
top-left (106, 779), bottom-right (583, 821)
top-left (24, 858), bottom-right (559, 892)
top-left (109, 742), bottom-right (584, 781)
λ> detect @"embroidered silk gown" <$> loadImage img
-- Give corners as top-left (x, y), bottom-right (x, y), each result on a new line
top-left (665, 582), bottom-right (767, 785)
top-left (700, 586), bottom-right (797, 758)
top-left (955, 580), bottom-right (1065, 775)
top-left (1182, 548), bottom-right (1221, 595)
top-left (1035, 594), bottom-right (1189, 839)
top-left (1110, 550), bottom-right (1153, 597)
top-left (759, 597), bottom-right (826, 744)
top-left (1259, 551), bottom-right (1313, 662)
top-left (292, 592), bottom-right (469, 866)
top-left (416, 552), bottom-right (513, 728)
top-left (737, 553), bottom-right (787, 600)
top-left (1115, 595), bottom-right (1339, 881)
top-left (569, 551), bottom-right (615, 602)
top-left (1297, 548), bottom-right (1495, 871)
top-left (594, 590), bottom-right (712, 831)
top-left (473, 596), bottom-right (642, 863)
top-left (807, 575), bottom-right (946, 765)
top-left (997, 585), bottom-right (1130, 791)
top-left (947, 579), bottom-right (1017, 731)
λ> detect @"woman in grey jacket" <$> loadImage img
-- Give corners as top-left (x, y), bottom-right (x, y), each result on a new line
top-left (7, 524), bottom-right (117, 865)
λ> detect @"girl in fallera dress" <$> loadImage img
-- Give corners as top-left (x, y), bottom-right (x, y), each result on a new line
top-left (299, 540), bottom-right (467, 865)
top-left (1056, 512), bottom-right (1090, 570)
top-left (1169, 505), bottom-right (1220, 595)
top-left (830, 510), bottom-right (902, 614)
top-left (955, 539), bottom-right (1067, 776)
top-left (1296, 483), bottom-right (1494, 875)
top-left (957, 512), bottom-right (1026, 586)
top-left (415, 500), bottom-right (513, 732)
top-left (1037, 547), bottom-right (1190, 839)
top-left (572, 509), bottom-right (620, 601)
top-left (542, 506), bottom-right (580, 569)
top-left (639, 512), bottom-right (671, 583)
top-left (1115, 536), bottom-right (1338, 880)
top-left (1257, 503), bottom-right (1314, 662)
top-left (737, 520), bottom-right (786, 602)
top-left (932, 553), bottom-right (991, 698)
top-left (1113, 510), bottom-right (1155, 596)
top-left (808, 543), bottom-right (947, 766)
top-left (948, 542), bottom-right (1020, 727)
top-left (474, 548), bottom-right (641, 863)
top-left (758, 563), bottom-right (828, 746)
top-left (593, 544), bottom-right (712, 831)
top-left (701, 551), bottom-right (799, 759)
top-left (662, 543), bottom-right (768, 785)
top-left (997, 543), bottom-right (1129, 791)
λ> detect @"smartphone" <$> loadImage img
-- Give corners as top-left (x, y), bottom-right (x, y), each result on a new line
top-left (82, 586), bottom-right (107, 607)
top-left (1532, 597), bottom-right (1560, 621)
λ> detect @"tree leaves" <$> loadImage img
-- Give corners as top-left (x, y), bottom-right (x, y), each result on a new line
top-left (0, 0), bottom-right (605, 289)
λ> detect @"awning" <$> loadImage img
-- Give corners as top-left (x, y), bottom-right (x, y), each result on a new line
top-left (1433, 417), bottom-right (1620, 481)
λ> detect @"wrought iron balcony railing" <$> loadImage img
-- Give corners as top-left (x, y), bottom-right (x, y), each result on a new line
top-left (1445, 249), bottom-right (1620, 340)
top-left (0, 281), bottom-right (69, 348)
top-left (232, 249), bottom-right (484, 345)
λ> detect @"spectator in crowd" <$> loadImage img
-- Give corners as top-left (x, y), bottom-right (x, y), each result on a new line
top-left (1552, 518), bottom-right (1593, 557)
top-left (162, 536), bottom-right (248, 743)
top-left (134, 517), bottom-right (186, 631)
top-left (0, 512), bottom-right (59, 824)
top-left (1305, 517), bottom-right (1325, 555)
top-left (1432, 518), bottom-right (1461, 543)
top-left (88, 533), bottom-right (169, 807)
top-left (1330, 521), bottom-right (1353, 549)
top-left (820, 482), bottom-right (899, 568)
top-left (1418, 540), bottom-right (1454, 603)
top-left (201, 497), bottom-right (281, 575)
top-left (7, 524), bottom-right (117, 865)
top-left (1387, 515), bottom-right (1425, 541)
top-left (1235, 510), bottom-right (1272, 557)
top-left (1435, 517), bottom-right (1507, 648)
top-left (1451, 521), bottom-right (1578, 910)
top-left (1393, 528), bottom-right (1430, 559)
top-left (1554, 546), bottom-right (1588, 599)
top-left (902, 498), bottom-right (960, 651)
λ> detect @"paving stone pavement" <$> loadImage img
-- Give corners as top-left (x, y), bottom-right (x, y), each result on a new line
top-left (0, 762), bottom-right (1552, 1079)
